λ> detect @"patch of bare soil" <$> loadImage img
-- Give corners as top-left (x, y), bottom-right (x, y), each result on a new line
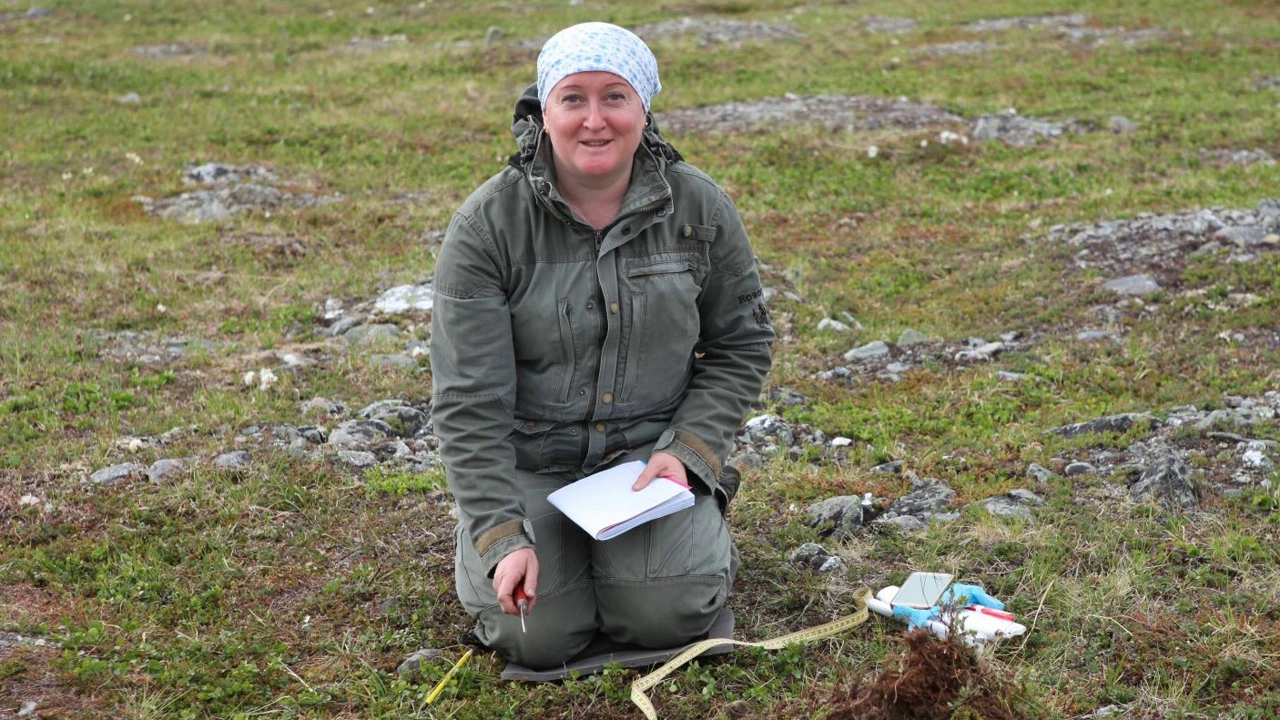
top-left (657, 95), bottom-right (962, 135)
top-left (632, 18), bottom-right (799, 44)
top-left (0, 644), bottom-right (114, 720)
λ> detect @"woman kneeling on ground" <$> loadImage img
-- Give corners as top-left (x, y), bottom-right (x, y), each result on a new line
top-left (430, 21), bottom-right (774, 670)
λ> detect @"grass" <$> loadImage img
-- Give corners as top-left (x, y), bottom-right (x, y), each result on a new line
top-left (3, 0), bottom-right (1280, 718)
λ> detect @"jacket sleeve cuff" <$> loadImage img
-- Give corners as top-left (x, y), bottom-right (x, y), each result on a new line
top-left (656, 429), bottom-right (722, 494)
top-left (475, 518), bottom-right (536, 578)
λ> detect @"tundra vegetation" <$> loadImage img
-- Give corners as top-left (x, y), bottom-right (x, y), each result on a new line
top-left (2, 1), bottom-right (1278, 718)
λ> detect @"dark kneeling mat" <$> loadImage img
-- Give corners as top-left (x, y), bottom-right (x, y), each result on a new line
top-left (500, 608), bottom-right (735, 682)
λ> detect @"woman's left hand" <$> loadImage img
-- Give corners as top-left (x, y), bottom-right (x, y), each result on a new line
top-left (633, 450), bottom-right (689, 491)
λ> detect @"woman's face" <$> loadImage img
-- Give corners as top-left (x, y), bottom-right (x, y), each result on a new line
top-left (542, 71), bottom-right (646, 191)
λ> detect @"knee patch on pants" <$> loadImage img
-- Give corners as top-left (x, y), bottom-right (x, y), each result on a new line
top-left (595, 574), bottom-right (728, 648)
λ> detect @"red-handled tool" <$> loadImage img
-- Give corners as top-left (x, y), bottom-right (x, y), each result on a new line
top-left (515, 586), bottom-right (530, 633)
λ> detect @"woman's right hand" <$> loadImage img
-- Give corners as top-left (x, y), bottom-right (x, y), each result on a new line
top-left (493, 547), bottom-right (538, 615)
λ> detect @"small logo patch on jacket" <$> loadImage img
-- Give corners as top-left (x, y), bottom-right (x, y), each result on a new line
top-left (753, 302), bottom-right (771, 329)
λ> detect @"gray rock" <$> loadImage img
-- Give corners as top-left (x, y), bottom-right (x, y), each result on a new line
top-left (397, 648), bottom-right (444, 675)
top-left (18, 700), bottom-right (37, 717)
top-left (328, 419), bottom-right (395, 447)
top-left (863, 16), bottom-right (917, 33)
top-left (359, 401), bottom-right (428, 437)
top-left (919, 41), bottom-right (996, 56)
top-left (369, 354), bottom-right (417, 370)
top-left (765, 387), bottom-right (808, 408)
top-left (844, 340), bottom-right (890, 362)
top-left (374, 284), bottom-right (434, 314)
top-left (632, 17), bottom-right (800, 45)
top-left (963, 13), bottom-right (1088, 32)
top-left (806, 496), bottom-right (873, 540)
top-left (743, 414), bottom-right (794, 447)
top-left (1102, 274), bottom-right (1161, 296)
top-left (1108, 116), bottom-right (1138, 134)
top-left (25, 6), bottom-right (53, 18)
top-left (1026, 463), bottom-right (1054, 483)
top-left (883, 483), bottom-right (956, 519)
top-left (1130, 455), bottom-right (1197, 510)
top-left (818, 556), bottom-right (845, 573)
top-left (955, 341), bottom-right (1003, 362)
top-left (90, 463), bottom-right (146, 485)
top-left (997, 371), bottom-right (1029, 382)
top-left (301, 397), bottom-right (347, 419)
top-left (147, 458), bottom-right (185, 483)
top-left (214, 450), bottom-right (252, 469)
top-left (878, 515), bottom-right (928, 532)
top-left (1009, 488), bottom-right (1044, 504)
top-left (1242, 448), bottom-right (1274, 471)
top-left (790, 542), bottom-right (833, 567)
top-left (1076, 330), bottom-right (1119, 342)
top-left (338, 450), bottom-right (378, 468)
top-left (817, 317), bottom-right (850, 332)
top-left (658, 94), bottom-right (962, 136)
top-left (1050, 413), bottom-right (1159, 438)
top-left (485, 26), bottom-right (504, 43)
top-left (345, 323), bottom-right (401, 345)
top-left (971, 112), bottom-right (1095, 147)
top-left (1216, 225), bottom-right (1274, 247)
top-left (871, 460), bottom-right (903, 474)
top-left (897, 328), bottom-right (931, 346)
top-left (328, 316), bottom-right (363, 338)
top-left (116, 92), bottom-right (141, 104)
top-left (975, 496), bottom-right (1033, 519)
top-left (184, 163), bottom-right (278, 186)
top-left (1064, 462), bottom-right (1096, 477)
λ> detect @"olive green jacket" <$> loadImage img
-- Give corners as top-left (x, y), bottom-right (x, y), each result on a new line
top-left (430, 86), bottom-right (774, 576)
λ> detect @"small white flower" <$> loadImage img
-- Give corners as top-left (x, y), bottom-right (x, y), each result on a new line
top-left (410, 345), bottom-right (427, 358)
top-left (81, 166), bottom-right (94, 176)
top-left (125, 152), bottom-right (143, 165)
top-left (243, 370), bottom-right (257, 387)
top-left (156, 303), bottom-right (167, 313)
top-left (257, 368), bottom-right (278, 390)
top-left (867, 145), bottom-right (878, 158)
top-left (920, 139), bottom-right (929, 148)
top-left (19, 494), bottom-right (40, 507)
top-left (939, 130), bottom-right (961, 145)
top-left (1105, 188), bottom-right (1113, 196)
top-left (61, 172), bottom-right (72, 180)
top-left (123, 13), bottom-right (132, 21)
top-left (365, 6), bottom-right (374, 14)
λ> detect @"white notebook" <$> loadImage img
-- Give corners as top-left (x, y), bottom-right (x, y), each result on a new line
top-left (547, 461), bottom-right (696, 540)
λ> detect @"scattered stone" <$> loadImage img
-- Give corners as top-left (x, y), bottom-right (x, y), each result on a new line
top-left (1046, 200), bottom-right (1280, 283)
top-left (339, 449), bottom-right (379, 468)
top-left (1064, 462), bottom-right (1096, 477)
top-left (830, 437), bottom-right (854, 448)
top-left (485, 26), bottom-right (504, 43)
top-left (973, 494), bottom-right (1035, 520)
top-left (374, 284), bottom-right (434, 314)
top-left (184, 163), bottom-right (278, 186)
top-left (872, 460), bottom-right (902, 474)
top-left (1102, 274), bottom-right (1161, 296)
top-left (397, 648), bottom-right (444, 674)
top-left (369, 354), bottom-right (417, 370)
top-left (863, 16), bottom-right (917, 33)
top-left (962, 13), bottom-right (1088, 32)
top-left (742, 414), bottom-right (795, 448)
top-left (806, 495), bottom-right (875, 540)
top-left (657, 94), bottom-right (962, 136)
top-left (897, 328), bottom-right (931, 346)
top-left (1050, 413), bottom-right (1159, 438)
top-left (359, 400), bottom-right (428, 437)
top-left (137, 183), bottom-right (337, 224)
top-left (1076, 330), bottom-right (1119, 342)
top-left (344, 323), bottom-right (401, 345)
top-left (346, 34), bottom-right (408, 52)
top-left (1200, 148), bottom-right (1276, 167)
top-left (1058, 26), bottom-right (1169, 47)
top-left (954, 341), bottom-right (1002, 362)
top-left (632, 17), bottom-right (799, 45)
top-left (90, 462), bottom-right (146, 485)
top-left (997, 371), bottom-right (1028, 382)
top-left (790, 541), bottom-right (836, 570)
top-left (301, 397), bottom-right (347, 419)
top-left (878, 515), bottom-right (928, 532)
top-left (1241, 443), bottom-right (1275, 471)
top-left (971, 110), bottom-right (1097, 147)
top-left (26, 7), bottom-right (53, 18)
top-left (1108, 115), bottom-right (1138, 134)
top-left (817, 317), bottom-right (850, 333)
top-left (1257, 76), bottom-right (1280, 92)
top-left (845, 340), bottom-right (890, 362)
top-left (919, 41), bottom-right (996, 56)
top-left (18, 701), bottom-right (37, 717)
top-left (765, 387), bottom-right (808, 408)
top-left (147, 458), bottom-right (185, 483)
top-left (328, 420), bottom-right (395, 447)
top-left (214, 450), bottom-right (251, 470)
top-left (877, 483), bottom-right (956, 525)
top-left (116, 92), bottom-right (141, 104)
top-left (1130, 454), bottom-right (1197, 510)
top-left (133, 43), bottom-right (205, 59)
top-left (1026, 464), bottom-right (1054, 483)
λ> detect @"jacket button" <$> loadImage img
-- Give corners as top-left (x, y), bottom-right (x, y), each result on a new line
top-left (622, 225), bottom-right (631, 235)
top-left (602, 393), bottom-right (613, 404)
top-left (657, 207), bottom-right (668, 218)
top-left (578, 388), bottom-right (586, 396)
top-left (609, 302), bottom-right (619, 314)
top-left (595, 422), bottom-right (606, 432)
top-left (683, 224), bottom-right (694, 238)
top-left (586, 301), bottom-right (595, 311)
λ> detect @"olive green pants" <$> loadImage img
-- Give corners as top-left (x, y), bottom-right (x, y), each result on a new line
top-left (454, 465), bottom-right (738, 670)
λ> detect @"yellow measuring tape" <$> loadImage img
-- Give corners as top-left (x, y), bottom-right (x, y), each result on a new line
top-left (629, 587), bottom-right (872, 720)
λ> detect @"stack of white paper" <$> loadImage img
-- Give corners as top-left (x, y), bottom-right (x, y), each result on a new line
top-left (547, 461), bottom-right (695, 540)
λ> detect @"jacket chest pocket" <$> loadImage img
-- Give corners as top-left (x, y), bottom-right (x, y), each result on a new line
top-left (619, 257), bottom-right (702, 406)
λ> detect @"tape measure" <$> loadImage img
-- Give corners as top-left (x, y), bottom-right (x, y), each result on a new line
top-left (629, 586), bottom-right (872, 719)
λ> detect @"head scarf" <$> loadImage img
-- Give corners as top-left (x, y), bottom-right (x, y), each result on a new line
top-left (537, 22), bottom-right (661, 111)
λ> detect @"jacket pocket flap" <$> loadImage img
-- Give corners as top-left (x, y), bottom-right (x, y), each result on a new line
top-left (627, 259), bottom-right (695, 278)
top-left (512, 418), bottom-right (556, 436)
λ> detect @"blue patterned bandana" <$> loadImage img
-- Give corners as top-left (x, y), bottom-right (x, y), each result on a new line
top-left (537, 22), bottom-right (661, 111)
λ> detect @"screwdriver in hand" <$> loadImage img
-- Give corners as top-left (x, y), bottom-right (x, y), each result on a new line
top-left (515, 586), bottom-right (529, 633)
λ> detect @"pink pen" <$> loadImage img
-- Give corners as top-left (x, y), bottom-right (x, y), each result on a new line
top-left (968, 605), bottom-right (1015, 621)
